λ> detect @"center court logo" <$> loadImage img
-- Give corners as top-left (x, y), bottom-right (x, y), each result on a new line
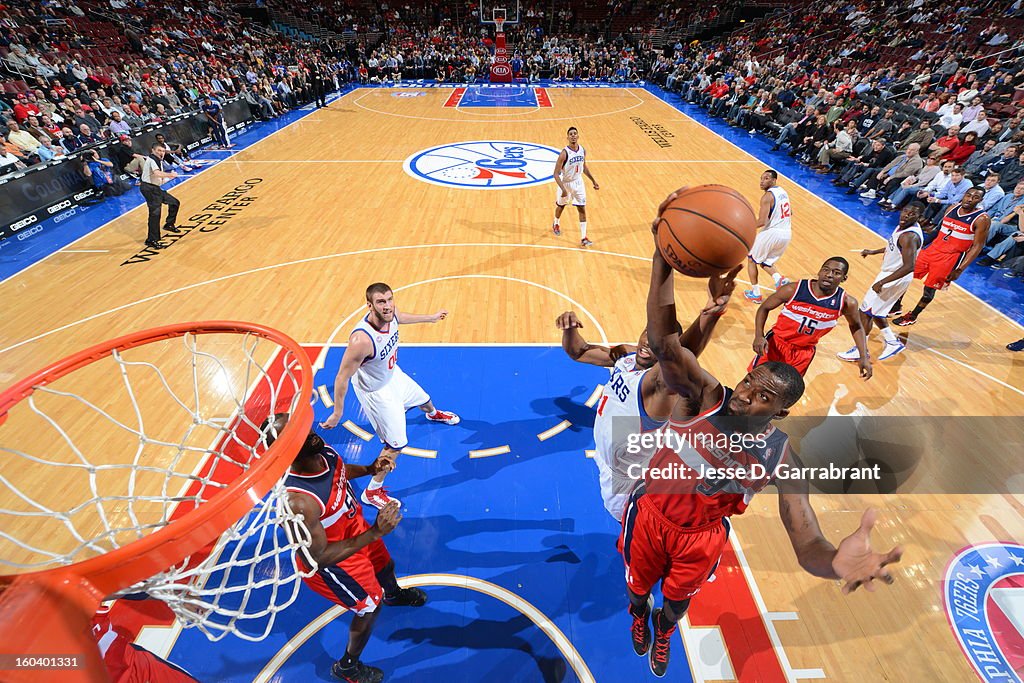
top-left (944, 542), bottom-right (1024, 682)
top-left (404, 141), bottom-right (560, 189)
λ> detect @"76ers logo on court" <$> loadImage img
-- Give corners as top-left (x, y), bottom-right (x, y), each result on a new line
top-left (404, 141), bottom-right (560, 189)
top-left (944, 542), bottom-right (1024, 681)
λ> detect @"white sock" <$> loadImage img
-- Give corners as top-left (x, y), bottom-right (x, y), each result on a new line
top-left (881, 326), bottom-right (898, 344)
top-left (552, 216), bottom-right (560, 227)
top-left (580, 221), bottom-right (588, 239)
top-left (366, 477), bottom-right (383, 491)
top-left (771, 272), bottom-right (783, 286)
top-left (751, 284), bottom-right (761, 296)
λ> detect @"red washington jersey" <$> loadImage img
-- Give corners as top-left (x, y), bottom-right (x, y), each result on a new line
top-left (639, 388), bottom-right (791, 528)
top-left (285, 445), bottom-right (368, 547)
top-left (772, 279), bottom-right (845, 347)
top-left (934, 205), bottom-right (987, 254)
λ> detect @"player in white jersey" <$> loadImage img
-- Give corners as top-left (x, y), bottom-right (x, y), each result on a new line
top-left (838, 203), bottom-right (924, 363)
top-left (745, 170), bottom-right (793, 304)
top-left (551, 126), bottom-right (600, 248)
top-left (555, 264), bottom-right (741, 520)
top-left (321, 282), bottom-right (461, 509)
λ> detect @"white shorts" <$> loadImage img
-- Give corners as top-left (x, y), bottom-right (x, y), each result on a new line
top-left (594, 455), bottom-right (629, 521)
top-left (555, 178), bottom-right (586, 207)
top-left (351, 366), bottom-right (429, 450)
top-left (748, 229), bottom-right (791, 267)
top-left (860, 272), bottom-right (913, 317)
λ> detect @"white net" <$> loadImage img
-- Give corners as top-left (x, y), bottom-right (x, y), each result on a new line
top-left (0, 327), bottom-right (317, 641)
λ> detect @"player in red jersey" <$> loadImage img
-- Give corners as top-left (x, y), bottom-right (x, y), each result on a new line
top-left (751, 258), bottom-right (872, 379)
top-left (92, 599), bottom-right (199, 682)
top-left (891, 186), bottom-right (991, 326)
top-left (620, 189), bottom-right (903, 678)
top-left (267, 414), bottom-right (426, 683)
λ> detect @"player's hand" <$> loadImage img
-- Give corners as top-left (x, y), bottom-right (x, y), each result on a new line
top-left (372, 452), bottom-right (396, 475)
top-left (703, 264), bottom-right (743, 314)
top-left (832, 508), bottom-right (903, 594)
top-left (561, 189), bottom-right (569, 199)
top-left (871, 280), bottom-right (885, 294)
top-left (946, 268), bottom-right (963, 283)
top-left (432, 309), bottom-right (449, 322)
top-left (752, 335), bottom-right (768, 356)
top-left (592, 181), bottom-right (600, 190)
top-left (320, 411), bottom-right (342, 429)
top-left (556, 311), bottom-right (583, 330)
top-left (651, 185), bottom-right (689, 234)
top-left (861, 249), bottom-right (874, 258)
top-left (373, 501), bottom-right (402, 535)
top-left (858, 357), bottom-right (873, 380)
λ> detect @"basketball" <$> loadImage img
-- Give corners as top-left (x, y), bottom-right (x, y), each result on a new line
top-left (655, 185), bottom-right (757, 277)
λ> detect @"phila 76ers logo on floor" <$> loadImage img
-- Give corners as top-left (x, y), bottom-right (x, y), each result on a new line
top-left (944, 542), bottom-right (1024, 682)
top-left (404, 141), bottom-right (560, 189)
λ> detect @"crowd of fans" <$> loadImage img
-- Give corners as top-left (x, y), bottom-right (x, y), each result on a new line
top-left (3, 0), bottom-right (1024, 278)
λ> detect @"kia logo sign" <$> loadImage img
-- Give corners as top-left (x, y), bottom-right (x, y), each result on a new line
top-left (47, 199), bottom-right (72, 214)
top-left (9, 215), bottom-right (38, 232)
top-left (492, 65), bottom-right (511, 76)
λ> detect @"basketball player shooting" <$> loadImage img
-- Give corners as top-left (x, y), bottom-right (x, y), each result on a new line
top-left (744, 170), bottom-right (792, 303)
top-left (320, 283), bottom-right (460, 509)
top-left (551, 126), bottom-right (599, 247)
top-left (751, 258), bottom-right (872, 379)
top-left (622, 195), bottom-right (902, 677)
top-left (554, 264), bottom-right (740, 520)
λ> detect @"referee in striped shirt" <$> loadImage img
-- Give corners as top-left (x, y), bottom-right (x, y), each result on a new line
top-left (139, 144), bottom-right (181, 249)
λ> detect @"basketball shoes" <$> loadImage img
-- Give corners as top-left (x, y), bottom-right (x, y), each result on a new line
top-left (743, 289), bottom-right (763, 304)
top-left (629, 595), bottom-right (653, 656)
top-left (331, 660), bottom-right (383, 683)
top-left (383, 587), bottom-right (427, 607)
top-left (425, 409), bottom-right (460, 425)
top-left (361, 486), bottom-right (400, 509)
top-left (649, 608), bottom-right (676, 677)
top-left (581, 237), bottom-right (593, 247)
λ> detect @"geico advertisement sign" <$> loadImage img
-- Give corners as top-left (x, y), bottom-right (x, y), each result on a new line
top-left (47, 199), bottom-right (72, 214)
top-left (8, 215), bottom-right (38, 232)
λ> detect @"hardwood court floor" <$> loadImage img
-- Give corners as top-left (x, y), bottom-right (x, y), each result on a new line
top-left (1, 86), bottom-right (1023, 682)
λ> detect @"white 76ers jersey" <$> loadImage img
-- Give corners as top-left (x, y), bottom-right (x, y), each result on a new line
top-left (560, 144), bottom-right (585, 182)
top-left (765, 185), bottom-right (792, 234)
top-left (592, 353), bottom-right (666, 486)
top-left (352, 314), bottom-right (400, 392)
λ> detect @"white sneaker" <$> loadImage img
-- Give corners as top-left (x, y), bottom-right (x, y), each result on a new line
top-left (837, 346), bottom-right (861, 362)
top-left (859, 189), bottom-right (877, 199)
top-left (878, 341), bottom-right (906, 361)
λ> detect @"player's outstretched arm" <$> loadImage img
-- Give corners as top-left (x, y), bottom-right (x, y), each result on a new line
top-left (321, 332), bottom-right (372, 429)
top-left (556, 310), bottom-right (617, 366)
top-left (679, 265), bottom-right (743, 358)
top-left (344, 452), bottom-right (396, 480)
top-left (646, 247), bottom-right (708, 399)
top-left (290, 494), bottom-right (401, 567)
top-left (777, 454), bottom-right (902, 590)
top-left (841, 294), bottom-right (872, 379)
top-left (752, 283), bottom-right (797, 354)
top-left (393, 308), bottom-right (449, 324)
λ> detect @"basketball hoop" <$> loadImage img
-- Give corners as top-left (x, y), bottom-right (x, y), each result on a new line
top-left (0, 322), bottom-right (316, 681)
top-left (495, 17), bottom-right (505, 34)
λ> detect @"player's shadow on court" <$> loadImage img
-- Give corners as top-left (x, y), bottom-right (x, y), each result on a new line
top-left (385, 608), bottom-right (569, 683)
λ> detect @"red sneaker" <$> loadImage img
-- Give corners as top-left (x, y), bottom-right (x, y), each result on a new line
top-left (552, 225), bottom-right (561, 236)
top-left (426, 409), bottom-right (461, 425)
top-left (360, 486), bottom-right (401, 509)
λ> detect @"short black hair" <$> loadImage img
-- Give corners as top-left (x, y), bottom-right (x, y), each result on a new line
top-left (823, 256), bottom-right (850, 274)
top-left (567, 126), bottom-right (578, 134)
top-left (763, 169), bottom-right (778, 180)
top-left (762, 362), bottom-right (805, 407)
top-left (365, 282), bottom-right (392, 302)
top-left (151, 143), bottom-right (166, 151)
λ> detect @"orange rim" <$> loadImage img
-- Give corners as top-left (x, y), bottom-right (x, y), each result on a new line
top-left (0, 321), bottom-right (314, 598)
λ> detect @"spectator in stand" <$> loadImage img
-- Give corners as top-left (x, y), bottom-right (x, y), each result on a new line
top-left (772, 106), bottom-right (816, 151)
top-left (6, 120), bottom-right (41, 156)
top-left (76, 123), bottom-right (98, 146)
top-left (815, 120), bottom-right (858, 171)
top-left (979, 173), bottom-right (1006, 212)
top-left (855, 143), bottom-right (924, 198)
top-left (977, 181), bottom-right (1024, 267)
top-left (81, 148), bottom-right (126, 199)
top-left (963, 139), bottom-right (998, 176)
top-left (35, 135), bottom-right (63, 162)
top-left (834, 139), bottom-right (895, 187)
top-left (110, 134), bottom-right (143, 175)
top-left (961, 110), bottom-right (991, 138)
top-left (0, 148), bottom-right (27, 176)
top-left (921, 167), bottom-right (973, 225)
top-left (929, 126), bottom-right (963, 160)
top-left (880, 158), bottom-right (950, 210)
top-left (12, 93), bottom-right (40, 123)
top-left (939, 103), bottom-right (964, 129)
top-left (998, 150), bottom-right (1024, 192)
top-left (901, 119), bottom-right (935, 152)
top-left (107, 111), bottom-right (132, 137)
top-left (945, 132), bottom-right (979, 166)
top-left (57, 127), bottom-right (80, 154)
